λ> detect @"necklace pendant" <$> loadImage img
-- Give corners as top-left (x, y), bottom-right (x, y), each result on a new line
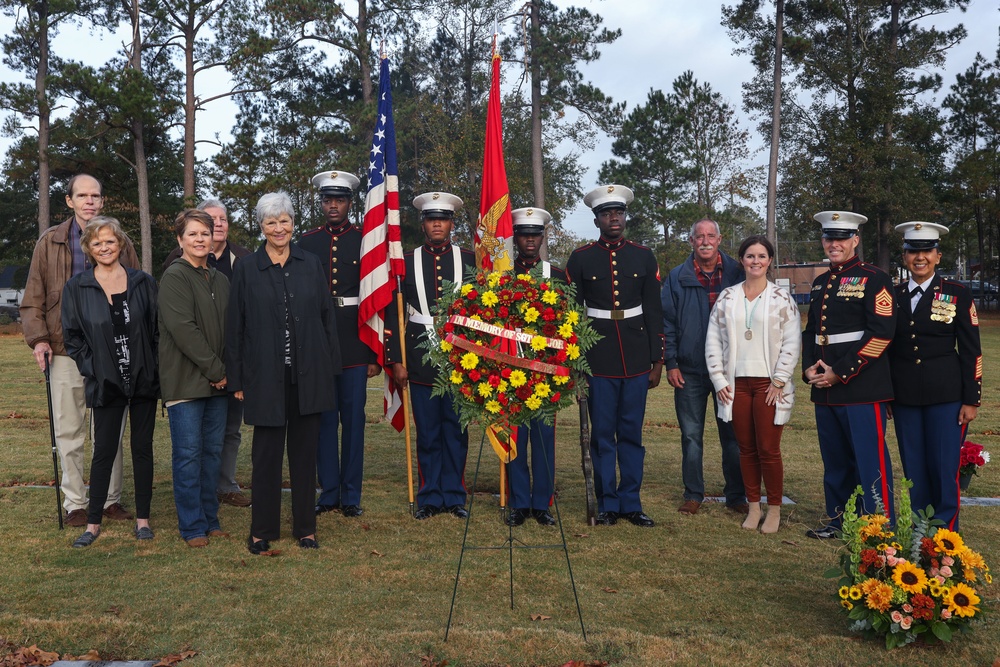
top-left (744, 330), bottom-right (753, 341)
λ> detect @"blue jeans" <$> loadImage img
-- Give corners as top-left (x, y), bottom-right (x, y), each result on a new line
top-left (674, 370), bottom-right (745, 504)
top-left (168, 396), bottom-right (227, 540)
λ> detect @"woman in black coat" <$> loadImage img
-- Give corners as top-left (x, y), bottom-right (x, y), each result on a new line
top-left (62, 216), bottom-right (159, 548)
top-left (227, 192), bottom-right (342, 553)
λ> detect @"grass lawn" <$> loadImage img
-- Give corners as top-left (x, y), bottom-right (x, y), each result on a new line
top-left (0, 317), bottom-right (998, 667)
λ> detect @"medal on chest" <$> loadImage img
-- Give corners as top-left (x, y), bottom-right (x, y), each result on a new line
top-left (930, 293), bottom-right (957, 323)
top-left (835, 276), bottom-right (867, 299)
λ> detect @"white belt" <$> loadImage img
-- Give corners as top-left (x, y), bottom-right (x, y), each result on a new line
top-left (407, 309), bottom-right (434, 326)
top-left (816, 331), bottom-right (864, 345)
top-left (331, 296), bottom-right (359, 307)
top-left (586, 305), bottom-right (643, 321)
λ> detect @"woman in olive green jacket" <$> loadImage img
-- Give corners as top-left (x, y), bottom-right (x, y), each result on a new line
top-left (158, 209), bottom-right (231, 547)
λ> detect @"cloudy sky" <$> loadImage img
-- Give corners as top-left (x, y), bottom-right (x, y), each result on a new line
top-left (1, 1), bottom-right (998, 237)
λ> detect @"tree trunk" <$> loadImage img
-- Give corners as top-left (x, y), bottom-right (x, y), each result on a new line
top-left (358, 0), bottom-right (373, 104)
top-left (766, 0), bottom-right (783, 261)
top-left (36, 0), bottom-right (51, 235)
top-left (129, 0), bottom-right (153, 273)
top-left (183, 12), bottom-right (197, 203)
top-left (876, 0), bottom-right (902, 273)
top-left (528, 0), bottom-right (547, 259)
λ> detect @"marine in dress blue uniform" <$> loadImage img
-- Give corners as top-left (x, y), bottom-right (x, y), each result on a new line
top-left (386, 192), bottom-right (475, 520)
top-left (300, 170), bottom-right (380, 518)
top-left (890, 221), bottom-right (982, 531)
top-left (505, 207), bottom-right (564, 528)
top-left (565, 185), bottom-right (664, 527)
top-left (802, 211), bottom-right (896, 539)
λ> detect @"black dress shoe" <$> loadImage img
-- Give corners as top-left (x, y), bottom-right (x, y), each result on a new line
top-left (806, 524), bottom-right (839, 539)
top-left (622, 511), bottom-right (655, 527)
top-left (247, 536), bottom-right (271, 554)
top-left (314, 503), bottom-right (340, 515)
top-left (413, 506), bottom-right (441, 520)
top-left (448, 505), bottom-right (469, 519)
top-left (298, 537), bottom-right (319, 549)
top-left (533, 509), bottom-right (556, 526)
top-left (595, 511), bottom-right (618, 525)
top-left (506, 508), bottom-right (529, 526)
top-left (341, 504), bottom-right (364, 517)
top-left (72, 530), bottom-right (100, 548)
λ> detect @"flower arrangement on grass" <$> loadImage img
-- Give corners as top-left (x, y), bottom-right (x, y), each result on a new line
top-left (826, 480), bottom-right (992, 648)
top-left (422, 267), bottom-right (599, 430)
top-left (959, 441), bottom-right (990, 477)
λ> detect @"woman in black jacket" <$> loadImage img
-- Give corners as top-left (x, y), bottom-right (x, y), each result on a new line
top-left (227, 192), bottom-right (342, 554)
top-left (62, 217), bottom-right (159, 548)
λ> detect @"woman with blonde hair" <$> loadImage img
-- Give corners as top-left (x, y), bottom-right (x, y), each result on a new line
top-left (705, 235), bottom-right (800, 533)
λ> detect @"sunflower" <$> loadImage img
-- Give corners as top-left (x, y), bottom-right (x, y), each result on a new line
top-left (848, 586), bottom-right (862, 601)
top-left (933, 529), bottom-right (965, 556)
top-left (943, 582), bottom-right (980, 618)
top-left (841, 600), bottom-right (853, 610)
top-left (892, 561), bottom-right (929, 594)
top-left (838, 586), bottom-right (850, 599)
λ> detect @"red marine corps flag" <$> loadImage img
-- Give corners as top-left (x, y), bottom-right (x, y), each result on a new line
top-left (359, 55), bottom-right (405, 431)
top-left (475, 38), bottom-right (514, 273)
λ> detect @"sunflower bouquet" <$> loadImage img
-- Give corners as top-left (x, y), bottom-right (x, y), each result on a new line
top-left (422, 267), bottom-right (599, 430)
top-left (827, 480), bottom-right (992, 648)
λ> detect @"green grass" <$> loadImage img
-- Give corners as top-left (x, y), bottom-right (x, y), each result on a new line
top-left (0, 319), bottom-right (998, 667)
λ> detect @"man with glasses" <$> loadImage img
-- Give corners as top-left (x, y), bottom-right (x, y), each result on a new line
top-left (662, 218), bottom-right (747, 518)
top-left (301, 171), bottom-right (380, 518)
top-left (566, 184), bottom-right (664, 527)
top-left (21, 174), bottom-right (140, 526)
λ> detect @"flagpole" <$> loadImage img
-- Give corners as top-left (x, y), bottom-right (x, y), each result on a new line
top-left (394, 282), bottom-right (416, 515)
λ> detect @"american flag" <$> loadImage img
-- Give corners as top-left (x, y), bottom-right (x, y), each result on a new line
top-left (359, 56), bottom-right (405, 431)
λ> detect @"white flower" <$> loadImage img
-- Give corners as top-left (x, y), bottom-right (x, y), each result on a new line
top-left (982, 451), bottom-right (991, 464)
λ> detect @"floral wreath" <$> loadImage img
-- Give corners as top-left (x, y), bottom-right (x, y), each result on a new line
top-left (422, 267), bottom-right (599, 435)
top-left (826, 480), bottom-right (991, 648)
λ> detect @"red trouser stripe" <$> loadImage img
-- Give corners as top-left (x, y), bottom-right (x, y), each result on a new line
top-left (874, 404), bottom-right (890, 515)
top-left (950, 422), bottom-right (969, 530)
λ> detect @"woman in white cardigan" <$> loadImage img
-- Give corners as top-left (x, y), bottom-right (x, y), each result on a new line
top-left (705, 236), bottom-right (801, 533)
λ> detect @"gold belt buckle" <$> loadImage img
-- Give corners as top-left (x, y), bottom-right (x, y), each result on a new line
top-left (818, 334), bottom-right (829, 346)
top-left (610, 310), bottom-right (625, 320)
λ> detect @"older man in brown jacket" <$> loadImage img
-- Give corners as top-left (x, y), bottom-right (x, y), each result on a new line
top-left (21, 174), bottom-right (140, 527)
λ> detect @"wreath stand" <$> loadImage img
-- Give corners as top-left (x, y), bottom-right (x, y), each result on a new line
top-left (444, 428), bottom-right (587, 641)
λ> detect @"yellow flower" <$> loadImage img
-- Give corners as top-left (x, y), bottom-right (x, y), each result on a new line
top-left (460, 353), bottom-right (479, 370)
top-left (565, 311), bottom-right (579, 325)
top-left (485, 400), bottom-right (502, 414)
top-left (440, 340), bottom-right (453, 352)
top-left (497, 380), bottom-right (508, 393)
top-left (860, 578), bottom-right (882, 595)
top-left (517, 273), bottom-right (532, 282)
top-left (530, 335), bottom-right (547, 351)
top-left (944, 582), bottom-right (980, 618)
top-left (509, 370), bottom-right (527, 387)
top-left (838, 586), bottom-right (850, 600)
top-left (892, 561), bottom-right (928, 594)
top-left (848, 586), bottom-right (862, 601)
top-left (558, 322), bottom-right (574, 338)
top-left (566, 343), bottom-right (580, 360)
top-left (841, 600), bottom-right (853, 610)
top-left (534, 382), bottom-right (551, 398)
top-left (928, 583), bottom-right (943, 598)
top-left (478, 382), bottom-right (493, 397)
top-left (525, 395), bottom-right (542, 410)
top-left (524, 307), bottom-right (540, 323)
top-left (959, 547), bottom-right (987, 571)
top-left (553, 374), bottom-right (569, 385)
top-left (461, 284), bottom-right (473, 296)
top-left (864, 581), bottom-right (893, 613)
top-left (488, 272), bottom-right (501, 287)
top-left (986, 573), bottom-right (993, 585)
top-left (541, 289), bottom-right (558, 305)
top-left (450, 371), bottom-right (463, 384)
top-left (470, 315), bottom-right (483, 322)
top-left (481, 290), bottom-right (499, 307)
top-left (934, 529), bottom-right (965, 556)
top-left (963, 567), bottom-right (977, 582)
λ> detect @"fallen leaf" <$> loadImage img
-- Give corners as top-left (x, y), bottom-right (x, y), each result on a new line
top-left (601, 587), bottom-right (618, 594)
top-left (6, 412), bottom-right (24, 419)
top-left (74, 649), bottom-right (101, 660)
top-left (419, 653), bottom-right (448, 667)
top-left (105, 605), bottom-right (121, 616)
top-left (153, 649), bottom-right (198, 666)
top-left (529, 613), bottom-right (552, 621)
top-left (573, 533), bottom-right (589, 538)
top-left (370, 550), bottom-right (384, 558)
top-left (781, 540), bottom-right (799, 547)
top-left (361, 523), bottom-right (371, 531)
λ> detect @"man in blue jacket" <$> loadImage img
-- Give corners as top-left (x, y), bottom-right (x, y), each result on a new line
top-left (662, 219), bottom-right (747, 516)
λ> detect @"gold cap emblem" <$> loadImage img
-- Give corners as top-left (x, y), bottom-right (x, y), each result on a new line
top-left (331, 172), bottom-right (338, 178)
top-left (915, 223), bottom-right (923, 230)
top-left (526, 209), bottom-right (534, 216)
top-left (607, 186), bottom-right (615, 193)
top-left (832, 213), bottom-right (840, 221)
top-left (432, 192), bottom-right (440, 200)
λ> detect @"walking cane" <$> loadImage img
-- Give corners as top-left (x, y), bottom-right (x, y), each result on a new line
top-left (577, 381), bottom-right (596, 526)
top-left (43, 356), bottom-right (64, 530)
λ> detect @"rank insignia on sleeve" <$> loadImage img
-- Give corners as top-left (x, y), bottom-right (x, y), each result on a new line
top-left (874, 287), bottom-right (893, 316)
top-left (976, 355), bottom-right (983, 379)
top-left (859, 337), bottom-right (890, 358)
top-left (971, 303), bottom-right (979, 326)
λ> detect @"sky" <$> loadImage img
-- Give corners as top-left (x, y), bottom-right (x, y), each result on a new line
top-left (1, 1), bottom-right (998, 238)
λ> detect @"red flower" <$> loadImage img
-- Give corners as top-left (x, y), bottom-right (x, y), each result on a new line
top-left (515, 386), bottom-right (532, 400)
top-left (444, 322), bottom-right (455, 333)
top-left (501, 367), bottom-right (512, 379)
top-left (542, 307), bottom-right (556, 321)
top-left (513, 291), bottom-right (523, 300)
top-left (466, 289), bottom-right (479, 300)
top-left (498, 393), bottom-right (509, 405)
top-left (488, 374), bottom-right (501, 387)
top-left (554, 349), bottom-right (567, 363)
top-left (542, 323), bottom-right (557, 337)
top-left (468, 370), bottom-right (481, 382)
top-left (920, 538), bottom-right (936, 559)
top-left (550, 392), bottom-right (561, 402)
top-left (510, 404), bottom-right (522, 414)
top-left (499, 306), bottom-right (509, 318)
